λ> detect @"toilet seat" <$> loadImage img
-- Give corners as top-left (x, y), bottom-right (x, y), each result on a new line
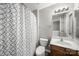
top-left (36, 46), bottom-right (45, 56)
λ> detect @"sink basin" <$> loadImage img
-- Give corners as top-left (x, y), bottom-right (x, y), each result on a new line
top-left (51, 37), bottom-right (73, 45)
top-left (57, 41), bottom-right (72, 46)
top-left (50, 38), bottom-right (77, 50)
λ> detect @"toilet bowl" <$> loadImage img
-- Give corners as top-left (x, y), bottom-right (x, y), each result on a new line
top-left (36, 46), bottom-right (45, 56)
top-left (36, 38), bottom-right (48, 56)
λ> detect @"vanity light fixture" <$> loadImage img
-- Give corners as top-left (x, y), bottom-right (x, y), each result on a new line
top-left (54, 7), bottom-right (69, 13)
top-left (58, 9), bottom-right (61, 13)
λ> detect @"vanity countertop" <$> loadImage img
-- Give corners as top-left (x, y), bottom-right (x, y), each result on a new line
top-left (50, 37), bottom-right (79, 51)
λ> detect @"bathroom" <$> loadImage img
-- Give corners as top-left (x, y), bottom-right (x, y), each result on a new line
top-left (0, 3), bottom-right (79, 56)
top-left (36, 3), bottom-right (79, 56)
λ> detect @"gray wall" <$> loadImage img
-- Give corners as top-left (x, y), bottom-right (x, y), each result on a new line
top-left (39, 7), bottom-right (52, 39)
top-left (33, 10), bottom-right (37, 17)
top-left (39, 3), bottom-right (74, 40)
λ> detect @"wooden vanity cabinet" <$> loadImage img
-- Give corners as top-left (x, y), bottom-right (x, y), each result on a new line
top-left (49, 45), bottom-right (78, 56)
top-left (65, 48), bottom-right (77, 56)
top-left (49, 45), bottom-right (66, 56)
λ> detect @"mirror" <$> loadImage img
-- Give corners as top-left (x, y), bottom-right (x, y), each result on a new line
top-left (53, 21), bottom-right (60, 31)
top-left (60, 14), bottom-right (66, 37)
top-left (52, 12), bottom-right (75, 38)
top-left (52, 13), bottom-right (67, 37)
top-left (68, 13), bottom-right (74, 38)
top-left (74, 10), bottom-right (79, 39)
top-left (52, 15), bottom-right (60, 37)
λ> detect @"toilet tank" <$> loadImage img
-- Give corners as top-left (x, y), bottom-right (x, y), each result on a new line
top-left (40, 38), bottom-right (48, 47)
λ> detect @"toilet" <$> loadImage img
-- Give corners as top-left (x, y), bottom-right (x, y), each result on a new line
top-left (36, 38), bottom-right (48, 56)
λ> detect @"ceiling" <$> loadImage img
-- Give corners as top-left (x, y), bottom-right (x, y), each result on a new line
top-left (24, 3), bottom-right (55, 11)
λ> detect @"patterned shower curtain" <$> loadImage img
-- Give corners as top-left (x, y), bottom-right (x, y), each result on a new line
top-left (0, 3), bottom-right (37, 56)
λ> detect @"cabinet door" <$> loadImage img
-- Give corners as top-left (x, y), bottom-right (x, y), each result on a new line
top-left (65, 48), bottom-right (77, 56)
top-left (70, 49), bottom-right (77, 56)
top-left (77, 51), bottom-right (79, 56)
top-left (50, 45), bottom-right (78, 56)
top-left (52, 49), bottom-right (65, 56)
top-left (51, 45), bottom-right (65, 56)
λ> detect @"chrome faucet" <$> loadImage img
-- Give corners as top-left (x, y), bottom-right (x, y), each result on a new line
top-left (60, 38), bottom-right (63, 42)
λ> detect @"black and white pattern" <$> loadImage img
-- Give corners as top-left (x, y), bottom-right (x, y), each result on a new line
top-left (0, 3), bottom-right (37, 56)
top-left (0, 3), bottom-right (17, 56)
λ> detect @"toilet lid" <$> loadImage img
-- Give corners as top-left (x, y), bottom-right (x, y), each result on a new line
top-left (36, 46), bottom-right (45, 55)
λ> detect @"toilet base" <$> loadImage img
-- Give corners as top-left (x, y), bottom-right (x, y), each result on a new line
top-left (36, 46), bottom-right (45, 56)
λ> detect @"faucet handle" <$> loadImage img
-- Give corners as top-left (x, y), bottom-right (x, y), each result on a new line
top-left (61, 38), bottom-right (63, 42)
